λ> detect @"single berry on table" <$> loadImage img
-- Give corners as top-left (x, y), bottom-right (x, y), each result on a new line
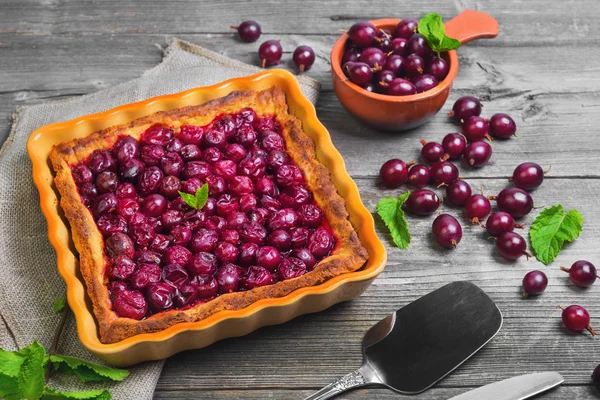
top-left (258, 40), bottom-right (283, 68)
top-left (420, 139), bottom-right (445, 164)
top-left (406, 164), bottom-right (431, 188)
top-left (446, 180), bottom-right (472, 206)
top-left (560, 260), bottom-right (598, 288)
top-left (489, 113), bottom-right (517, 138)
top-left (232, 20), bottom-right (262, 42)
top-left (449, 96), bottom-right (482, 122)
top-left (465, 194), bottom-right (491, 224)
top-left (404, 189), bottom-right (440, 216)
top-left (491, 187), bottom-right (534, 218)
top-left (379, 159), bottom-right (413, 188)
top-left (559, 305), bottom-right (596, 336)
top-left (510, 162), bottom-right (545, 190)
top-left (485, 211), bottom-right (523, 236)
top-left (522, 270), bottom-right (548, 296)
top-left (430, 161), bottom-right (459, 186)
top-left (442, 133), bottom-right (466, 160)
top-left (432, 214), bottom-right (462, 248)
top-left (461, 116), bottom-right (492, 142)
top-left (293, 45), bottom-right (315, 72)
top-left (495, 231), bottom-right (531, 261)
top-left (463, 141), bottom-right (492, 168)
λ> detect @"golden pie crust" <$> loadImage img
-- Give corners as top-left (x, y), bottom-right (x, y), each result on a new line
top-left (50, 86), bottom-right (369, 344)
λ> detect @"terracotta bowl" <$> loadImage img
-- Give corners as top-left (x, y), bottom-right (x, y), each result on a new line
top-left (331, 10), bottom-right (499, 131)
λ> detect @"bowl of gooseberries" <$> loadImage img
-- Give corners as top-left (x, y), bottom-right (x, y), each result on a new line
top-left (330, 11), bottom-right (498, 131)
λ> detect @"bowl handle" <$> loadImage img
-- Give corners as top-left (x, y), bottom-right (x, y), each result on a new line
top-left (444, 10), bottom-right (499, 44)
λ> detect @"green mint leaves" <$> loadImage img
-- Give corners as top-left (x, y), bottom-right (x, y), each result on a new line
top-left (49, 355), bottom-right (129, 383)
top-left (418, 13), bottom-right (461, 56)
top-left (529, 205), bottom-right (584, 265)
top-left (0, 341), bottom-right (129, 400)
top-left (377, 192), bottom-right (411, 249)
top-left (178, 183), bottom-right (209, 210)
top-left (53, 298), bottom-right (67, 314)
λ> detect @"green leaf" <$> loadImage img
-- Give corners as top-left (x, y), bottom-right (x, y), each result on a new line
top-left (178, 191), bottom-right (198, 209)
top-left (0, 348), bottom-right (27, 377)
top-left (529, 205), bottom-right (584, 265)
top-left (377, 192), bottom-right (411, 249)
top-left (418, 12), bottom-right (461, 55)
top-left (50, 355), bottom-right (129, 383)
top-left (53, 297), bottom-right (67, 314)
top-left (194, 183), bottom-right (209, 210)
top-left (0, 340), bottom-right (47, 400)
top-left (41, 387), bottom-right (111, 400)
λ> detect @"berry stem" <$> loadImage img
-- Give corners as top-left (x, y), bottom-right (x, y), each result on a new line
top-left (560, 266), bottom-right (570, 273)
top-left (515, 223), bottom-right (525, 229)
top-left (230, 25), bottom-right (239, 30)
top-left (420, 139), bottom-right (427, 147)
top-left (587, 325), bottom-right (597, 336)
top-left (524, 251), bottom-right (532, 260)
top-left (45, 303), bottom-right (70, 383)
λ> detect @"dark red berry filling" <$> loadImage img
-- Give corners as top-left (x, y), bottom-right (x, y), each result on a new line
top-left (70, 109), bottom-right (336, 320)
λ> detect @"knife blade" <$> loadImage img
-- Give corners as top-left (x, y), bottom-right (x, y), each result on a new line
top-left (448, 372), bottom-right (564, 400)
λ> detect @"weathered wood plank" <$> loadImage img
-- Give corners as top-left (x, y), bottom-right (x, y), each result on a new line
top-left (1, 0), bottom-right (598, 45)
top-left (156, 178), bottom-right (600, 390)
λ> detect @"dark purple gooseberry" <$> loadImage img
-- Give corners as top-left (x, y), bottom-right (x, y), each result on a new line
top-left (522, 270), bottom-right (548, 296)
top-left (362, 82), bottom-right (375, 92)
top-left (387, 78), bottom-right (417, 96)
top-left (383, 55), bottom-right (404, 75)
top-left (233, 20), bottom-right (262, 42)
top-left (394, 19), bottom-right (418, 39)
top-left (258, 40), bottom-right (283, 68)
top-left (406, 164), bottom-right (431, 188)
top-left (430, 161), bottom-right (459, 186)
top-left (379, 159), bottom-right (412, 188)
top-left (489, 113), bottom-right (517, 138)
top-left (406, 34), bottom-right (431, 58)
top-left (342, 61), bottom-right (356, 77)
top-left (510, 162), bottom-right (544, 190)
top-left (404, 54), bottom-right (425, 78)
top-left (446, 180), bottom-right (472, 206)
top-left (293, 45), bottom-right (315, 72)
top-left (464, 141), bottom-right (492, 168)
top-left (420, 140), bottom-right (445, 164)
top-left (442, 133), bottom-right (466, 160)
top-left (347, 62), bottom-right (373, 86)
top-left (462, 116), bottom-right (492, 142)
top-left (561, 260), bottom-right (599, 288)
top-left (348, 22), bottom-right (377, 47)
top-left (375, 70), bottom-right (395, 93)
top-left (341, 48), bottom-right (361, 64)
top-left (432, 214), bottom-right (462, 248)
top-left (427, 57), bottom-right (449, 81)
top-left (404, 189), bottom-right (440, 216)
top-left (492, 187), bottom-right (534, 218)
top-left (449, 96), bottom-right (482, 122)
top-left (496, 231), bottom-right (531, 261)
top-left (465, 194), bottom-right (491, 224)
top-left (413, 74), bottom-right (438, 93)
top-left (390, 38), bottom-right (408, 56)
top-left (485, 211), bottom-right (523, 236)
top-left (359, 47), bottom-right (386, 68)
top-left (376, 35), bottom-right (393, 53)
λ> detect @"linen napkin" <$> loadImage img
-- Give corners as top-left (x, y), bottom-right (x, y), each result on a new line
top-left (0, 37), bottom-right (320, 399)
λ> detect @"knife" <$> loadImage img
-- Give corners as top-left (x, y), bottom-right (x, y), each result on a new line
top-left (448, 372), bottom-right (564, 400)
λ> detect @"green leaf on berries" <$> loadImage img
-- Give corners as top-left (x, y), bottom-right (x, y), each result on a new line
top-left (418, 12), bottom-right (461, 56)
top-left (529, 204), bottom-right (584, 265)
top-left (50, 354), bottom-right (129, 382)
top-left (53, 297), bottom-right (67, 313)
top-left (377, 191), bottom-right (411, 249)
top-left (178, 183), bottom-right (209, 210)
top-left (41, 387), bottom-right (111, 400)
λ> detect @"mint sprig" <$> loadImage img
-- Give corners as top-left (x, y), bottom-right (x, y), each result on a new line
top-left (50, 355), bottom-right (129, 383)
top-left (53, 298), bottom-right (66, 314)
top-left (377, 191), bottom-right (411, 249)
top-left (418, 13), bottom-right (461, 56)
top-left (178, 183), bottom-right (209, 210)
top-left (41, 387), bottom-right (111, 400)
top-left (529, 204), bottom-right (584, 265)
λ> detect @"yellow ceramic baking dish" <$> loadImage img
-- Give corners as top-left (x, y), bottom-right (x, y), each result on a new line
top-left (27, 69), bottom-right (386, 366)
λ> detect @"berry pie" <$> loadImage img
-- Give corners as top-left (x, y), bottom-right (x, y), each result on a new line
top-left (51, 87), bottom-right (368, 343)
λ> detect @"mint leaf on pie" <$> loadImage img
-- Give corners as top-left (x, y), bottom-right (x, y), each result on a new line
top-left (41, 387), bottom-right (111, 400)
top-left (418, 12), bottom-right (462, 56)
top-left (0, 340), bottom-right (47, 400)
top-left (377, 191), bottom-right (411, 249)
top-left (50, 355), bottom-right (129, 382)
top-left (529, 205), bottom-right (584, 265)
top-left (178, 183), bottom-right (209, 210)
top-left (53, 297), bottom-right (67, 314)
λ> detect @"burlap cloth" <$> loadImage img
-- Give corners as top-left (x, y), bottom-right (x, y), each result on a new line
top-left (0, 38), bottom-right (320, 399)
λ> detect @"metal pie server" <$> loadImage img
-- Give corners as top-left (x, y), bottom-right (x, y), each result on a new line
top-left (449, 371), bottom-right (564, 400)
top-left (304, 281), bottom-right (503, 400)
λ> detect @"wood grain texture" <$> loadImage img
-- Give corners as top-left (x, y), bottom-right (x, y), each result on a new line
top-left (2, 0), bottom-right (600, 398)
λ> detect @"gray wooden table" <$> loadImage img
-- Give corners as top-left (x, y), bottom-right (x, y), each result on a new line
top-left (3, 0), bottom-right (600, 398)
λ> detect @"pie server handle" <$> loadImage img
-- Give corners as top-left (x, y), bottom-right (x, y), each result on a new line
top-left (303, 367), bottom-right (371, 400)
